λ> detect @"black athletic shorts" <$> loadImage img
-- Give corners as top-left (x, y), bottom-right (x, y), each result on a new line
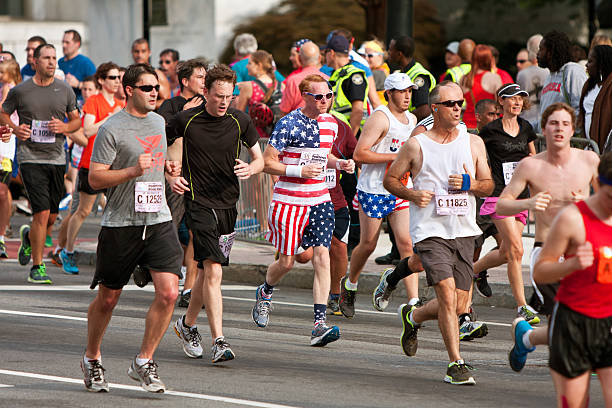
top-left (549, 302), bottom-right (612, 378)
top-left (333, 206), bottom-right (350, 244)
top-left (77, 167), bottom-right (105, 195)
top-left (20, 163), bottom-right (64, 214)
top-left (91, 221), bottom-right (183, 290)
top-left (185, 199), bottom-right (237, 268)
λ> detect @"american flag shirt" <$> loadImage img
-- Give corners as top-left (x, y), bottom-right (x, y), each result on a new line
top-left (269, 109), bottom-right (337, 206)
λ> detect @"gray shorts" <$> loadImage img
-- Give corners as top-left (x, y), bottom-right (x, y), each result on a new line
top-left (414, 236), bottom-right (475, 291)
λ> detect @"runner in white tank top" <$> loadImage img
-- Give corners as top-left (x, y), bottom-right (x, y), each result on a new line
top-left (339, 73), bottom-right (420, 319)
top-left (383, 81), bottom-right (494, 385)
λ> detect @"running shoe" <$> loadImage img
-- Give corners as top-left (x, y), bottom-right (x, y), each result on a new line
top-left (173, 316), bottom-right (203, 359)
top-left (211, 337), bottom-right (235, 363)
top-left (18, 225), bottom-right (31, 266)
top-left (327, 297), bottom-right (342, 316)
top-left (58, 194), bottom-right (72, 211)
top-left (459, 319), bottom-right (488, 341)
top-left (28, 263), bottom-right (52, 284)
top-left (310, 323), bottom-right (340, 347)
top-left (60, 249), bottom-right (79, 275)
top-left (50, 248), bottom-right (63, 266)
top-left (44, 234), bottom-right (53, 248)
top-left (517, 305), bottom-right (540, 325)
top-left (80, 355), bottom-right (109, 392)
top-left (474, 270), bottom-right (492, 298)
top-left (178, 266), bottom-right (186, 286)
top-left (444, 360), bottom-right (476, 385)
top-left (133, 265), bottom-right (151, 288)
top-left (374, 252), bottom-right (395, 265)
top-left (339, 276), bottom-right (356, 318)
top-left (178, 290), bottom-right (191, 308)
top-left (252, 284), bottom-right (272, 327)
top-left (398, 303), bottom-right (420, 356)
top-left (509, 317), bottom-right (535, 372)
top-left (0, 240), bottom-right (7, 259)
top-left (373, 268), bottom-right (396, 311)
top-left (127, 356), bottom-right (165, 393)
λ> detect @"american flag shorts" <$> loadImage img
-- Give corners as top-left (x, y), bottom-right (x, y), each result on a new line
top-left (357, 190), bottom-right (410, 219)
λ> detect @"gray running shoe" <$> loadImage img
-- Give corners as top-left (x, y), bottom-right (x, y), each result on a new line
top-left (28, 263), bottom-right (52, 284)
top-left (339, 276), bottom-right (356, 318)
top-left (517, 305), bottom-right (540, 325)
top-left (127, 356), bottom-right (165, 393)
top-left (18, 225), bottom-right (31, 266)
top-left (327, 297), bottom-right (342, 316)
top-left (211, 337), bottom-right (235, 363)
top-left (173, 316), bottom-right (203, 358)
top-left (398, 303), bottom-right (420, 356)
top-left (310, 323), bottom-right (340, 347)
top-left (372, 268), bottom-right (396, 311)
top-left (252, 285), bottom-right (272, 327)
top-left (444, 360), bottom-right (476, 385)
top-left (459, 318), bottom-right (488, 341)
top-left (80, 355), bottom-right (109, 392)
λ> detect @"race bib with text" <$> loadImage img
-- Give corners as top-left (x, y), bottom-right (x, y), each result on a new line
top-left (299, 150), bottom-right (328, 180)
top-left (502, 161), bottom-right (519, 185)
top-left (435, 191), bottom-right (470, 216)
top-left (134, 182), bottom-right (163, 212)
top-left (31, 120), bottom-right (55, 143)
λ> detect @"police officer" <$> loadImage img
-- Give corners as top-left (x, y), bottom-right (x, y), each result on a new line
top-left (326, 35), bottom-right (368, 136)
top-left (443, 39), bottom-right (474, 84)
top-left (388, 35), bottom-right (436, 121)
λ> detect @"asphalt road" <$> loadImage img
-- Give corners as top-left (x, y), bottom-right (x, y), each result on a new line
top-left (0, 260), bottom-right (606, 408)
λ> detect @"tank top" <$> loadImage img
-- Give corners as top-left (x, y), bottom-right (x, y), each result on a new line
top-left (410, 127), bottom-right (481, 243)
top-left (463, 71), bottom-right (496, 129)
top-left (556, 201), bottom-right (612, 318)
top-left (357, 105), bottom-right (415, 195)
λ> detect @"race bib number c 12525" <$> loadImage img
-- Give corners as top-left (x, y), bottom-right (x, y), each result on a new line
top-left (134, 181), bottom-right (163, 213)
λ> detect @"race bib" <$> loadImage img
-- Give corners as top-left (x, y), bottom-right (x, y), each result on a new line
top-left (1, 157), bottom-right (11, 172)
top-left (597, 246), bottom-right (612, 284)
top-left (299, 150), bottom-right (328, 180)
top-left (134, 182), bottom-right (163, 212)
top-left (435, 192), bottom-right (470, 216)
top-left (219, 231), bottom-right (236, 259)
top-left (31, 120), bottom-right (55, 143)
top-left (325, 168), bottom-right (336, 189)
top-left (502, 161), bottom-right (519, 185)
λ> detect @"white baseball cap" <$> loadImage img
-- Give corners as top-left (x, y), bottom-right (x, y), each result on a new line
top-left (384, 72), bottom-right (417, 91)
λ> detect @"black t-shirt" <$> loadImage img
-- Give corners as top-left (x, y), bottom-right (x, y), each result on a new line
top-left (479, 117), bottom-right (537, 198)
top-left (158, 95), bottom-right (205, 145)
top-left (169, 104), bottom-right (259, 208)
top-left (401, 61), bottom-right (431, 109)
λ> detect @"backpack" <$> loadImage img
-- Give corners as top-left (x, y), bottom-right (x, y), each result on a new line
top-left (253, 78), bottom-right (283, 125)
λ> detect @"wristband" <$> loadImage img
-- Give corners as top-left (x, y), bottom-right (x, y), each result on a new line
top-left (461, 174), bottom-right (471, 191)
top-left (335, 160), bottom-right (344, 170)
top-left (285, 164), bottom-right (303, 178)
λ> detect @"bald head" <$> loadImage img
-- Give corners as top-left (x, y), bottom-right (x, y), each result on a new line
top-left (458, 39), bottom-right (475, 62)
top-left (299, 41), bottom-right (320, 67)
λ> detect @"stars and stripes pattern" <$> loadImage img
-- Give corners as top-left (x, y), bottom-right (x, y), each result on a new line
top-left (357, 190), bottom-right (410, 219)
top-left (268, 109), bottom-right (338, 206)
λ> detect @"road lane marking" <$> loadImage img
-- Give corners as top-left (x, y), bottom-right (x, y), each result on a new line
top-left (0, 284), bottom-right (257, 292)
top-left (0, 309), bottom-right (87, 322)
top-left (0, 384), bottom-right (14, 388)
top-left (0, 369), bottom-right (302, 407)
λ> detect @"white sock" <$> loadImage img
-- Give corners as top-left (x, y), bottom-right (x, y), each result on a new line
top-left (0, 235), bottom-right (5, 242)
top-left (407, 297), bottom-right (420, 306)
top-left (182, 288), bottom-right (191, 295)
top-left (408, 309), bottom-right (419, 325)
top-left (135, 356), bottom-right (149, 366)
top-left (84, 354), bottom-right (100, 364)
top-left (522, 331), bottom-right (534, 349)
top-left (214, 336), bottom-right (224, 343)
top-left (54, 245), bottom-right (61, 253)
top-left (344, 278), bottom-right (358, 291)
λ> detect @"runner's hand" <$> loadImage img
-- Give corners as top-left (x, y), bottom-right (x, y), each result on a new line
top-left (412, 190), bottom-right (435, 208)
top-left (569, 241), bottom-right (594, 270)
top-left (65, 73), bottom-right (79, 88)
top-left (136, 153), bottom-right (153, 175)
top-left (48, 117), bottom-right (65, 134)
top-left (447, 164), bottom-right (472, 191)
top-left (0, 125), bottom-right (12, 143)
top-left (183, 95), bottom-right (204, 110)
top-left (338, 159), bottom-right (355, 174)
top-left (165, 160), bottom-right (181, 177)
top-left (570, 190), bottom-right (586, 202)
top-left (301, 164), bottom-right (323, 179)
top-left (169, 176), bottom-right (190, 195)
top-left (15, 124), bottom-right (31, 141)
top-left (234, 158), bottom-right (252, 180)
top-left (529, 191), bottom-right (552, 212)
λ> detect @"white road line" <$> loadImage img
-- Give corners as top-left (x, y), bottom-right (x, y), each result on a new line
top-left (0, 309), bottom-right (87, 322)
top-left (0, 284), bottom-right (257, 292)
top-left (0, 369), bottom-right (301, 408)
top-left (0, 384), bottom-right (14, 388)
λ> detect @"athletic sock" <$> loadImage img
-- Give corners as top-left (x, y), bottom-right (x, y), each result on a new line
top-left (344, 278), bottom-right (358, 291)
top-left (84, 354), bottom-right (100, 365)
top-left (407, 297), bottom-right (420, 307)
top-left (181, 315), bottom-right (193, 329)
top-left (522, 330), bottom-right (534, 350)
top-left (262, 281), bottom-right (274, 297)
top-left (182, 288), bottom-right (191, 295)
top-left (0, 235), bottom-right (4, 243)
top-left (314, 304), bottom-right (326, 324)
top-left (408, 309), bottom-right (420, 325)
top-left (66, 250), bottom-right (74, 256)
top-left (54, 244), bottom-right (61, 253)
top-left (135, 356), bottom-right (149, 366)
top-left (214, 336), bottom-right (224, 343)
top-left (386, 257), bottom-right (413, 287)
top-left (329, 293), bottom-right (339, 301)
top-left (458, 313), bottom-right (471, 325)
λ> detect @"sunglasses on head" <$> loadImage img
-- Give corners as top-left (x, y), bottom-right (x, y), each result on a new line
top-left (133, 84), bottom-right (160, 92)
top-left (435, 99), bottom-right (464, 108)
top-left (516, 59), bottom-right (527, 64)
top-left (105, 75), bottom-right (120, 80)
top-left (305, 92), bottom-right (333, 101)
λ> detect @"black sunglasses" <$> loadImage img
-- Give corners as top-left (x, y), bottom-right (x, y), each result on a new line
top-left (304, 92), bottom-right (333, 101)
top-left (133, 84), bottom-right (160, 92)
top-left (435, 99), bottom-right (464, 108)
top-left (159, 60), bottom-right (173, 65)
top-left (516, 59), bottom-right (528, 64)
top-left (105, 75), bottom-right (120, 80)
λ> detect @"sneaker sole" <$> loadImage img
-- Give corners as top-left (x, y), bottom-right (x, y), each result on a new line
top-left (398, 304), bottom-right (417, 356)
top-left (311, 326), bottom-right (340, 347)
top-left (127, 366), bottom-right (165, 393)
top-left (173, 322), bottom-right (203, 359)
top-left (372, 269), bottom-right (392, 312)
top-left (328, 310), bottom-right (342, 316)
top-left (460, 324), bottom-right (489, 341)
top-left (27, 277), bottom-right (52, 284)
top-left (212, 349), bottom-right (235, 363)
top-left (444, 375), bottom-right (476, 385)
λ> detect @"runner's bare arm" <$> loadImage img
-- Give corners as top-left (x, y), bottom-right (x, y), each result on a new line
top-left (0, 111), bottom-right (17, 131)
top-left (234, 82), bottom-right (252, 112)
top-left (327, 153), bottom-right (355, 173)
top-left (384, 138), bottom-right (433, 206)
top-left (534, 205), bottom-right (592, 283)
top-left (353, 111), bottom-right (394, 165)
top-left (367, 77), bottom-right (381, 109)
top-left (349, 100), bottom-right (364, 137)
top-left (83, 113), bottom-right (111, 137)
top-left (496, 158), bottom-right (551, 215)
top-left (234, 142), bottom-right (264, 180)
top-left (48, 109), bottom-right (81, 134)
top-left (468, 134), bottom-right (493, 197)
top-left (89, 154), bottom-right (153, 190)
top-left (167, 137), bottom-right (182, 163)
top-left (528, 141), bottom-right (536, 156)
top-left (588, 151), bottom-right (601, 193)
top-left (65, 127), bottom-right (88, 147)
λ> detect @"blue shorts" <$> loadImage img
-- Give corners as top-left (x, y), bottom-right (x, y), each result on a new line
top-left (357, 190), bottom-right (410, 219)
top-left (302, 201), bottom-right (335, 249)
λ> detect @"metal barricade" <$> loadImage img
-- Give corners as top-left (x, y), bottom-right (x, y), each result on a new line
top-left (235, 139), bottom-right (274, 242)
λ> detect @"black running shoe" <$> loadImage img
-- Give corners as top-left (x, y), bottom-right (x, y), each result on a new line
top-left (339, 276), bottom-right (356, 318)
top-left (398, 303), bottom-right (420, 356)
top-left (474, 270), bottom-right (492, 298)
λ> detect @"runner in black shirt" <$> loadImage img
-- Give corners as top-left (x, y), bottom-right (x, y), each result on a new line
top-left (167, 64), bottom-right (263, 363)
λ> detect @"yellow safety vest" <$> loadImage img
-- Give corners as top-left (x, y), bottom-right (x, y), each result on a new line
top-left (329, 63), bottom-right (369, 128)
top-left (444, 63), bottom-right (471, 83)
top-left (404, 61), bottom-right (436, 112)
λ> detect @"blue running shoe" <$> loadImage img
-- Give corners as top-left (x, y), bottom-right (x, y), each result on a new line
top-left (18, 225), bottom-right (31, 266)
top-left (60, 249), bottom-right (79, 275)
top-left (252, 285), bottom-right (272, 327)
top-left (310, 323), bottom-right (340, 347)
top-left (509, 317), bottom-right (535, 372)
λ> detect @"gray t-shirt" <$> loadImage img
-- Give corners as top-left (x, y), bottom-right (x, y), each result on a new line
top-left (537, 62), bottom-right (586, 132)
top-left (517, 65), bottom-right (549, 130)
top-left (2, 78), bottom-right (78, 165)
top-left (91, 109), bottom-right (172, 227)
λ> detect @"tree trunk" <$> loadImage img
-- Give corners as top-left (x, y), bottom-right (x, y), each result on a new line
top-left (356, 0), bottom-right (387, 40)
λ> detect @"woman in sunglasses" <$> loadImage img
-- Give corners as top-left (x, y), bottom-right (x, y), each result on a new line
top-left (359, 40), bottom-right (389, 105)
top-left (59, 61), bottom-right (124, 274)
top-left (475, 83), bottom-right (539, 324)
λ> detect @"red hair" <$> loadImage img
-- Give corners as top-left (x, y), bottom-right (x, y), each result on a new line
top-left (462, 45), bottom-right (495, 89)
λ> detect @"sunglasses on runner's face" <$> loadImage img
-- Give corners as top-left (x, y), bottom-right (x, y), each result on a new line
top-left (365, 53), bottom-right (383, 58)
top-left (133, 84), bottom-right (160, 92)
top-left (305, 92), bottom-right (333, 101)
top-left (159, 60), bottom-right (172, 65)
top-left (435, 99), bottom-right (464, 108)
top-left (105, 75), bottom-right (120, 80)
